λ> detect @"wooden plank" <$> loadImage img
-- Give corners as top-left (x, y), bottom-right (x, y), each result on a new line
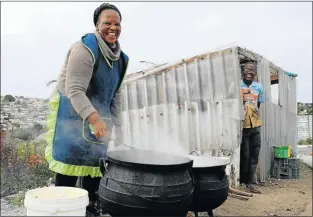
top-left (229, 187), bottom-right (253, 197)
top-left (228, 193), bottom-right (250, 201)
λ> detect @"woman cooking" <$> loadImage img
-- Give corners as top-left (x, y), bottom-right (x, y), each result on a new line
top-left (44, 3), bottom-right (128, 216)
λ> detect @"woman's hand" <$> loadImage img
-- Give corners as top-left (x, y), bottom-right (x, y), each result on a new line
top-left (88, 112), bottom-right (108, 138)
top-left (93, 120), bottom-right (108, 138)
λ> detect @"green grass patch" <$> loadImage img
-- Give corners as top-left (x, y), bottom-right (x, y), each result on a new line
top-left (7, 193), bottom-right (25, 207)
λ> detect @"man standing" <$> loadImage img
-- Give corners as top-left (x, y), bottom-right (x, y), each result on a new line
top-left (240, 61), bottom-right (264, 194)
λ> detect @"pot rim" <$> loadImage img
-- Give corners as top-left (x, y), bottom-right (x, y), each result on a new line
top-left (188, 155), bottom-right (230, 168)
top-left (106, 150), bottom-right (194, 169)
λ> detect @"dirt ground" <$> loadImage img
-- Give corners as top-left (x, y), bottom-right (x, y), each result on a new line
top-left (1, 163), bottom-right (312, 216)
top-left (210, 163), bottom-right (312, 216)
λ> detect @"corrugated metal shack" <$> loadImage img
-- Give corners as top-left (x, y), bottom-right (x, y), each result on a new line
top-left (119, 46), bottom-right (297, 187)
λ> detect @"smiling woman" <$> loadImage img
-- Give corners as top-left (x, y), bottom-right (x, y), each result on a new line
top-left (94, 3), bottom-right (122, 45)
top-left (43, 3), bottom-right (129, 216)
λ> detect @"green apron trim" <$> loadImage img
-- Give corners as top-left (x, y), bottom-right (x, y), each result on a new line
top-left (44, 91), bottom-right (102, 178)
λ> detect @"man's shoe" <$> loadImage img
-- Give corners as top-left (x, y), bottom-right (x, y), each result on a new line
top-left (246, 184), bottom-right (261, 194)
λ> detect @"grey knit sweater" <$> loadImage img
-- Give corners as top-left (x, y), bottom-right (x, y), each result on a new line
top-left (56, 31), bottom-right (123, 127)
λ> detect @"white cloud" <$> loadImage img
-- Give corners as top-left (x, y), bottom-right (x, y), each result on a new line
top-left (1, 2), bottom-right (312, 102)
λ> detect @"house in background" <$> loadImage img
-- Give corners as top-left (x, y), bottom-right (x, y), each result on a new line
top-left (119, 46), bottom-right (297, 187)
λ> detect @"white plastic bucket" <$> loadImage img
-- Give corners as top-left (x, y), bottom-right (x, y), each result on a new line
top-left (24, 187), bottom-right (89, 216)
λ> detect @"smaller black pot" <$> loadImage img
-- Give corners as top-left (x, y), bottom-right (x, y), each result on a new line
top-left (188, 156), bottom-right (230, 215)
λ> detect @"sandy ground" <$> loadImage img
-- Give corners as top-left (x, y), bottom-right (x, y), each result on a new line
top-left (0, 198), bottom-right (26, 216)
top-left (1, 164), bottom-right (312, 216)
top-left (211, 163), bottom-right (312, 216)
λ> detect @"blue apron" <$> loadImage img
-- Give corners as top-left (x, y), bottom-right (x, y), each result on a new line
top-left (45, 33), bottom-right (128, 177)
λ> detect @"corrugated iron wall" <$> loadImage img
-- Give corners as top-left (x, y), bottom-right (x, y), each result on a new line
top-left (121, 47), bottom-right (243, 186)
top-left (257, 58), bottom-right (297, 182)
top-left (120, 46), bottom-right (297, 185)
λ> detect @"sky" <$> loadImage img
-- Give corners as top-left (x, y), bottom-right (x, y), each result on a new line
top-left (1, 2), bottom-right (312, 102)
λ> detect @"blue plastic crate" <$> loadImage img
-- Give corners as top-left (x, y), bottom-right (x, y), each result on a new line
top-left (291, 168), bottom-right (300, 179)
top-left (272, 167), bottom-right (292, 179)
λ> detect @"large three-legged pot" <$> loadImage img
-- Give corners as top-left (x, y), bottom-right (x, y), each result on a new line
top-left (98, 150), bottom-right (195, 217)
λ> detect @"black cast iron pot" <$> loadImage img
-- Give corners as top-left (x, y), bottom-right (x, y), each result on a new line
top-left (188, 155), bottom-right (229, 217)
top-left (98, 150), bottom-right (194, 217)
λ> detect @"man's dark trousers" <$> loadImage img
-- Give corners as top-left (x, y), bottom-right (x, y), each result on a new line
top-left (240, 126), bottom-right (261, 184)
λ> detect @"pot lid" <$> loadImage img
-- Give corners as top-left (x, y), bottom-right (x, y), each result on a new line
top-left (107, 150), bottom-right (192, 166)
top-left (188, 155), bottom-right (229, 168)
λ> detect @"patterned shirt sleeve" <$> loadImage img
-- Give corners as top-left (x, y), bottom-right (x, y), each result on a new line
top-left (258, 84), bottom-right (265, 103)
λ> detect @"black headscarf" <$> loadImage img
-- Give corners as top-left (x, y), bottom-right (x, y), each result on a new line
top-left (93, 3), bottom-right (122, 26)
